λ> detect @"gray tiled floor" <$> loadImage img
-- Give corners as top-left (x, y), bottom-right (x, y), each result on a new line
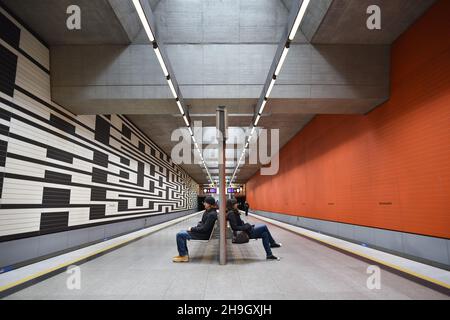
top-left (3, 215), bottom-right (449, 300)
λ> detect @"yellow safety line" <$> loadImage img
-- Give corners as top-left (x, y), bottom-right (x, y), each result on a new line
top-left (0, 212), bottom-right (201, 293)
top-left (252, 214), bottom-right (450, 290)
top-left (2, 213), bottom-right (448, 293)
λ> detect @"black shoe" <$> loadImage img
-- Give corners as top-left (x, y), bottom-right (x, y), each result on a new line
top-left (266, 255), bottom-right (280, 260)
top-left (270, 242), bottom-right (282, 248)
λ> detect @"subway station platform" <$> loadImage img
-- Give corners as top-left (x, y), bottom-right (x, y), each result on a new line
top-left (1, 213), bottom-right (448, 300)
top-left (0, 0), bottom-right (449, 304)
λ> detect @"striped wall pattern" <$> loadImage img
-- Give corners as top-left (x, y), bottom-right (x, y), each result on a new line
top-left (0, 7), bottom-right (198, 242)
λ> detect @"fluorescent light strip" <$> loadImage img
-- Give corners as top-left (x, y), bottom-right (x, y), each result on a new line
top-left (133, 0), bottom-right (210, 183)
top-left (254, 114), bottom-right (261, 126)
top-left (154, 47), bottom-right (169, 76)
top-left (132, 0), bottom-right (155, 42)
top-left (176, 100), bottom-right (184, 115)
top-left (288, 0), bottom-right (311, 41)
top-left (266, 78), bottom-right (276, 98)
top-left (258, 99), bottom-right (267, 115)
top-left (230, 0), bottom-right (312, 184)
top-left (183, 115), bottom-right (189, 126)
top-left (230, 0), bottom-right (312, 185)
top-left (274, 46), bottom-right (289, 76)
top-left (167, 79), bottom-right (177, 98)
top-left (251, 126), bottom-right (256, 136)
top-left (192, 136), bottom-right (196, 144)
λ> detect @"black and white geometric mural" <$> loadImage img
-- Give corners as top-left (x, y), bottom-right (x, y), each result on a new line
top-left (0, 8), bottom-right (198, 242)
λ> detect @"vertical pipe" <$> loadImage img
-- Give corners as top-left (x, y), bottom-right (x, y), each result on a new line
top-left (216, 106), bottom-right (227, 265)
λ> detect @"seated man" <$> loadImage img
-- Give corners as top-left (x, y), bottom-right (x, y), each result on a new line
top-left (173, 196), bottom-right (218, 262)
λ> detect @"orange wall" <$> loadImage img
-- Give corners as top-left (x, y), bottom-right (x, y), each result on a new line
top-left (246, 0), bottom-right (450, 239)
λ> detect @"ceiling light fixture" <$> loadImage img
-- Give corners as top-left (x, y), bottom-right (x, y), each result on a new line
top-left (230, 0), bottom-right (311, 185)
top-left (176, 99), bottom-right (184, 115)
top-left (183, 114), bottom-right (189, 126)
top-left (289, 0), bottom-right (311, 41)
top-left (266, 77), bottom-right (276, 98)
top-left (258, 98), bottom-right (268, 115)
top-left (133, 0), bottom-right (214, 184)
top-left (274, 45), bottom-right (289, 76)
top-left (153, 45), bottom-right (169, 77)
top-left (167, 78), bottom-right (177, 98)
top-left (254, 114), bottom-right (261, 126)
top-left (132, 0), bottom-right (155, 42)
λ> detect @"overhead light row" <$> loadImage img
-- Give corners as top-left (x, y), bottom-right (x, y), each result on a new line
top-left (288, 0), bottom-right (311, 41)
top-left (229, 133), bottom-right (252, 186)
top-left (230, 0), bottom-right (311, 185)
top-left (132, 0), bottom-right (212, 184)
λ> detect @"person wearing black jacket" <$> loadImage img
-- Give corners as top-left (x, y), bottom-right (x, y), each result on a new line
top-left (173, 196), bottom-right (218, 262)
top-left (244, 201), bottom-right (250, 216)
top-left (226, 198), bottom-right (282, 260)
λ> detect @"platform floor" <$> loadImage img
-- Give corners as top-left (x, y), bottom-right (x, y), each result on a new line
top-left (3, 214), bottom-right (449, 300)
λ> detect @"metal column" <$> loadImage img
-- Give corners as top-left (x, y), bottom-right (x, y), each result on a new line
top-left (216, 106), bottom-right (228, 265)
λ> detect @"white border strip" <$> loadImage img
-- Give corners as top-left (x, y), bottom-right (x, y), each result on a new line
top-left (250, 213), bottom-right (450, 289)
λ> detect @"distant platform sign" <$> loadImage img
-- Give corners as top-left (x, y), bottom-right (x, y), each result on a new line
top-left (227, 187), bottom-right (241, 193)
top-left (203, 188), bottom-right (217, 194)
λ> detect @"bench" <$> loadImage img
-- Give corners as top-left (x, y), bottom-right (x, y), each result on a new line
top-left (189, 210), bottom-right (252, 243)
top-left (189, 219), bottom-right (218, 243)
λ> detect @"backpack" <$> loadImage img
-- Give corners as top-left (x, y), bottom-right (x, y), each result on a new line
top-left (227, 210), bottom-right (251, 244)
top-left (232, 230), bottom-right (249, 244)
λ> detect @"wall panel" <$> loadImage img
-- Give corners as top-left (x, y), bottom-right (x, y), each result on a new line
top-left (247, 0), bottom-right (450, 239)
top-left (0, 10), bottom-right (198, 242)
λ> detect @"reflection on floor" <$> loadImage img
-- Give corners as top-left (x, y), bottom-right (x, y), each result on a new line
top-left (3, 214), bottom-right (449, 300)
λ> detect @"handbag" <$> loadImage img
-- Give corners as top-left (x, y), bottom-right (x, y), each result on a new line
top-left (232, 230), bottom-right (249, 244)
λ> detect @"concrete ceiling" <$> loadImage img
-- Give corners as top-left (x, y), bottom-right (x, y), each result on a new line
top-left (1, 0), bottom-right (131, 44)
top-left (134, 0), bottom-right (304, 44)
top-left (311, 0), bottom-right (436, 44)
top-left (127, 112), bottom-right (314, 184)
top-left (2, 0), bottom-right (438, 184)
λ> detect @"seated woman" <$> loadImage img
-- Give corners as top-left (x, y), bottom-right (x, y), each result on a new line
top-left (226, 198), bottom-right (282, 260)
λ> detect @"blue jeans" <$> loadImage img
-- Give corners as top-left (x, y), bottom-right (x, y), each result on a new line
top-left (249, 224), bottom-right (276, 257)
top-left (176, 230), bottom-right (192, 256)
